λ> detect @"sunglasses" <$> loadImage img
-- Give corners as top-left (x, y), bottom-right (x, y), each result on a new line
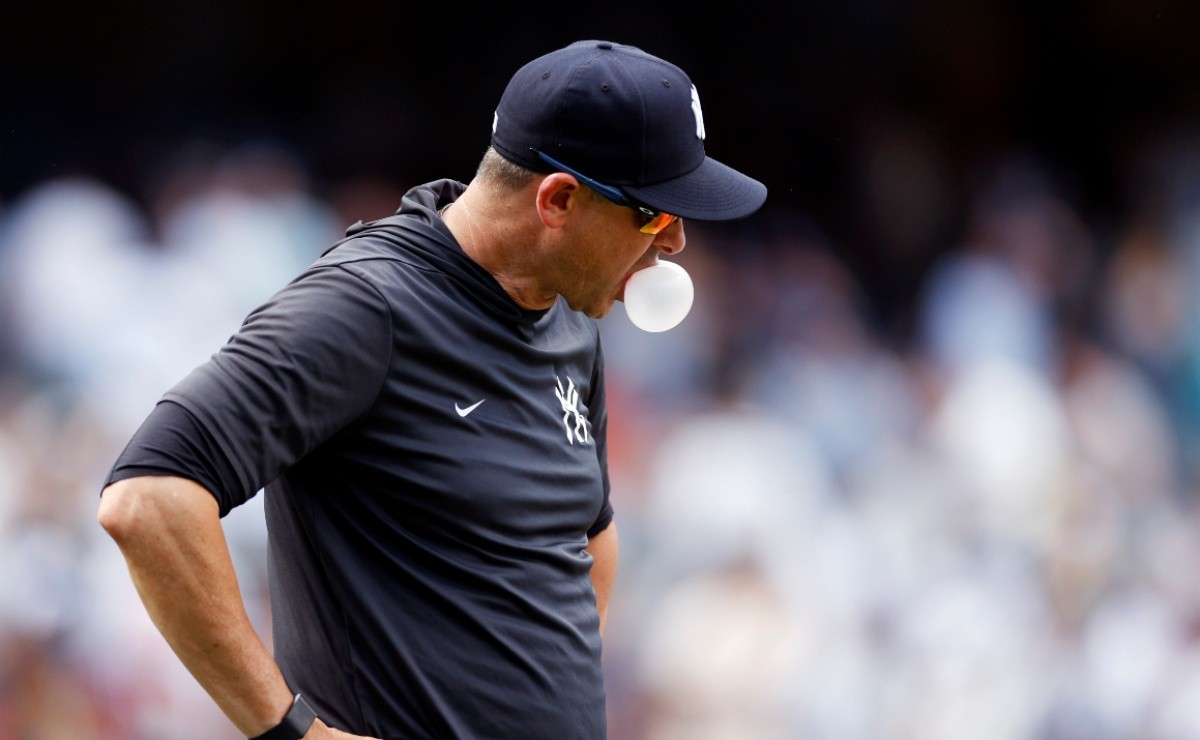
top-left (534, 150), bottom-right (680, 235)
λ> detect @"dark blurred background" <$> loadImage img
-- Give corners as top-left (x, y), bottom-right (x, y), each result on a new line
top-left (7, 2), bottom-right (1200, 738)
top-left (7, 0), bottom-right (1200, 326)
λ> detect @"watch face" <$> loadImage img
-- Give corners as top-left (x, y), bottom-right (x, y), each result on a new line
top-left (285, 695), bottom-right (319, 737)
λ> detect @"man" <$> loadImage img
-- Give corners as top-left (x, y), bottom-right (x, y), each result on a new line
top-left (98, 40), bottom-right (766, 739)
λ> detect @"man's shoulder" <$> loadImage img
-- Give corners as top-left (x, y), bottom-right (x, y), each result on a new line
top-left (315, 179), bottom-right (463, 271)
top-left (315, 216), bottom-right (435, 268)
top-left (297, 217), bottom-right (457, 306)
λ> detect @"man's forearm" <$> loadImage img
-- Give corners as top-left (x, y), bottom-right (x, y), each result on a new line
top-left (99, 476), bottom-right (293, 737)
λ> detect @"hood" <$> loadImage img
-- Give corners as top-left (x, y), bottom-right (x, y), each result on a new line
top-left (327, 179), bottom-right (551, 326)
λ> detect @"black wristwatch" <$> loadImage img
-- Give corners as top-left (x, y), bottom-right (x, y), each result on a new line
top-left (251, 693), bottom-right (318, 740)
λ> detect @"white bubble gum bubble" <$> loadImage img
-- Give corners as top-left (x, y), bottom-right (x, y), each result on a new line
top-left (623, 261), bottom-right (694, 332)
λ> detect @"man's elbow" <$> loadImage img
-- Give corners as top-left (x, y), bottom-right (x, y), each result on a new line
top-left (98, 476), bottom-right (192, 542)
top-left (98, 478), bottom-right (147, 543)
top-left (99, 475), bottom-right (220, 544)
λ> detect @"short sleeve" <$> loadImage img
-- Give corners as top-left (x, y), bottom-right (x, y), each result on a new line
top-left (108, 264), bottom-right (393, 514)
top-left (105, 400), bottom-right (243, 514)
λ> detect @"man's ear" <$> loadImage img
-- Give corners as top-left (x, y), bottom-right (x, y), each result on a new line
top-left (535, 173), bottom-right (582, 229)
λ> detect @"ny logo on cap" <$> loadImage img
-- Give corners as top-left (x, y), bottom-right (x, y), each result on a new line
top-left (691, 85), bottom-right (706, 141)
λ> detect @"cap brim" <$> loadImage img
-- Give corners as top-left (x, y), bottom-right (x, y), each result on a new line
top-left (622, 156), bottom-right (767, 222)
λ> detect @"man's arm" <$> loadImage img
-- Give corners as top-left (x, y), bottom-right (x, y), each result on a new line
top-left (584, 520), bottom-right (619, 637)
top-left (98, 475), bottom-right (374, 739)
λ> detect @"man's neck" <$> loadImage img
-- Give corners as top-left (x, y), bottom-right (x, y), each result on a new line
top-left (443, 183), bottom-right (558, 311)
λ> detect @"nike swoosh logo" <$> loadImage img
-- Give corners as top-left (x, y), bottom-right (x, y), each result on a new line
top-left (455, 399), bottom-right (485, 417)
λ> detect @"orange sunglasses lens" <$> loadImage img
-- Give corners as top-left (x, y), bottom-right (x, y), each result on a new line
top-left (639, 211), bottom-right (679, 235)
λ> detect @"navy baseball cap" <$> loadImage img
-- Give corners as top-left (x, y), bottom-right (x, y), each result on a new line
top-left (490, 40), bottom-right (767, 222)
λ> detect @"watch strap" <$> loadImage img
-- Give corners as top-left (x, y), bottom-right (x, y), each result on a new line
top-left (251, 693), bottom-right (318, 740)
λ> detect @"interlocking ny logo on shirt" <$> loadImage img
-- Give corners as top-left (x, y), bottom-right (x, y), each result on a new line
top-left (555, 376), bottom-right (590, 445)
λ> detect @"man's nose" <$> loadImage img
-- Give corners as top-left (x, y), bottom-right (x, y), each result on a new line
top-left (653, 218), bottom-right (686, 255)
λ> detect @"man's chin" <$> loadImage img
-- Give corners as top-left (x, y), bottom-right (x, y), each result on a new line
top-left (586, 303), bottom-right (616, 320)
top-left (561, 291), bottom-right (619, 319)
top-left (581, 299), bottom-right (618, 320)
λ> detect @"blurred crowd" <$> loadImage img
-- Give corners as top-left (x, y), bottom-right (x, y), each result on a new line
top-left (4, 123), bottom-right (1200, 740)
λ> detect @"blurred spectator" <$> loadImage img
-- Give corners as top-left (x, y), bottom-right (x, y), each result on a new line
top-left (747, 243), bottom-right (921, 479)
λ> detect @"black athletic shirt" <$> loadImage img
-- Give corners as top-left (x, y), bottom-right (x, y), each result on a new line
top-left (105, 179), bottom-right (613, 739)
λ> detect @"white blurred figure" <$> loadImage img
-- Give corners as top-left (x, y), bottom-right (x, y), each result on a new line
top-left (0, 177), bottom-right (161, 431)
top-left (918, 152), bottom-right (1093, 384)
top-left (1151, 646), bottom-right (1200, 740)
top-left (634, 537), bottom-right (879, 739)
top-left (1061, 344), bottom-right (1179, 506)
top-left (1139, 500), bottom-right (1200, 636)
top-left (1078, 586), bottom-right (1185, 738)
top-left (637, 561), bottom-right (805, 740)
top-left (0, 520), bottom-right (77, 641)
top-left (1050, 340), bottom-right (1183, 647)
top-left (919, 251), bottom-right (1052, 377)
top-left (631, 400), bottom-right (855, 738)
top-left (638, 402), bottom-right (837, 579)
top-left (927, 357), bottom-right (1074, 549)
top-left (857, 357), bottom-right (1077, 738)
top-left (879, 571), bottom-right (1057, 740)
top-left (749, 246), bottom-right (921, 477)
top-left (768, 506), bottom-right (883, 740)
top-left (0, 156), bottom-right (337, 439)
top-left (850, 438), bottom-right (975, 617)
top-left (852, 431), bottom-right (1065, 740)
top-left (1036, 463), bottom-right (1124, 655)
